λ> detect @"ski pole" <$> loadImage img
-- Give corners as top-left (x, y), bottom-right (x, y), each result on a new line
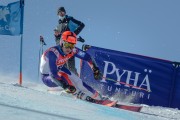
top-left (40, 35), bottom-right (46, 53)
top-left (102, 76), bottom-right (151, 92)
top-left (38, 36), bottom-right (46, 80)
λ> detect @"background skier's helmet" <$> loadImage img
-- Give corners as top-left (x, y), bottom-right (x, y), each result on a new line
top-left (57, 7), bottom-right (66, 15)
top-left (60, 31), bottom-right (77, 48)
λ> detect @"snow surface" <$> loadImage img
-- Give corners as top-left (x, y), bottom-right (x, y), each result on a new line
top-left (0, 76), bottom-right (180, 120)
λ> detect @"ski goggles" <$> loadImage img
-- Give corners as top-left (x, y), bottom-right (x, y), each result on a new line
top-left (63, 42), bottom-right (76, 49)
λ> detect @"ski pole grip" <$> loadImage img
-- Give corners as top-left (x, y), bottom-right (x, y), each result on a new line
top-left (40, 36), bottom-right (47, 45)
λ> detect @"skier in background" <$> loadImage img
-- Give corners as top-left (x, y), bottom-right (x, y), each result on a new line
top-left (40, 31), bottom-right (103, 102)
top-left (54, 6), bottom-right (85, 75)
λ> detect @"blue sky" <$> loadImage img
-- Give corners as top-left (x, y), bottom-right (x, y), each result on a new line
top-left (0, 0), bottom-right (180, 82)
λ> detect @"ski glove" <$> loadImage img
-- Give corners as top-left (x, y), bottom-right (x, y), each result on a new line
top-left (77, 36), bottom-right (85, 43)
top-left (92, 66), bottom-right (102, 80)
top-left (65, 85), bottom-right (76, 94)
top-left (52, 77), bottom-right (76, 93)
top-left (54, 31), bottom-right (61, 40)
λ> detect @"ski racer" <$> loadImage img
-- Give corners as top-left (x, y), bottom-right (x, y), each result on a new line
top-left (40, 31), bottom-right (103, 102)
top-left (54, 6), bottom-right (85, 75)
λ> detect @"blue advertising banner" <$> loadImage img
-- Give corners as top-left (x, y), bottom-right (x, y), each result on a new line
top-left (171, 65), bottom-right (180, 108)
top-left (80, 45), bottom-right (179, 108)
top-left (0, 1), bottom-right (24, 35)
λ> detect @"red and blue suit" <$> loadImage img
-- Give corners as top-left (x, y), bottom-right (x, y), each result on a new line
top-left (40, 45), bottom-right (101, 100)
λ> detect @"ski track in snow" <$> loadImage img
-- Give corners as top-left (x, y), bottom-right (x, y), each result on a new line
top-left (0, 79), bottom-right (180, 120)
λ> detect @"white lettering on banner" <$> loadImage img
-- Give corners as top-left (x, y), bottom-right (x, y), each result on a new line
top-left (100, 84), bottom-right (151, 99)
top-left (5, 25), bottom-right (15, 32)
top-left (107, 86), bottom-right (112, 91)
top-left (101, 61), bottom-right (152, 92)
top-left (0, 25), bottom-right (15, 32)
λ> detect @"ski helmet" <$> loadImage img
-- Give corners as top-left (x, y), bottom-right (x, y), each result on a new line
top-left (60, 31), bottom-right (77, 45)
top-left (57, 7), bottom-right (66, 15)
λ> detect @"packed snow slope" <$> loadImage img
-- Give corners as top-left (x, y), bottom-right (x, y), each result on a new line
top-left (0, 78), bottom-right (180, 120)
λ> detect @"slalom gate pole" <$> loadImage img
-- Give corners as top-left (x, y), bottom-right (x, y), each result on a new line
top-left (102, 76), bottom-right (150, 92)
top-left (19, 35), bottom-right (23, 86)
top-left (18, 0), bottom-right (25, 86)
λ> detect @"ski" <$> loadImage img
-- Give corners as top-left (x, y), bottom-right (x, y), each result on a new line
top-left (85, 96), bottom-right (142, 112)
top-left (114, 103), bottom-right (142, 112)
top-left (94, 99), bottom-right (142, 112)
top-left (47, 88), bottom-right (142, 112)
